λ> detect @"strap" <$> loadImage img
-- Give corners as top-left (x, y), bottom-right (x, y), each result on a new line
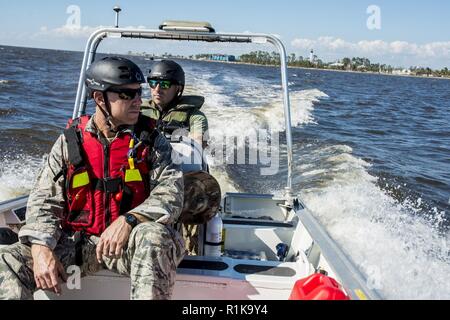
top-left (92, 177), bottom-right (122, 194)
top-left (134, 115), bottom-right (159, 149)
top-left (119, 184), bottom-right (134, 215)
top-left (204, 240), bottom-right (225, 246)
top-left (74, 233), bottom-right (86, 266)
top-left (139, 129), bottom-right (159, 148)
top-left (64, 119), bottom-right (84, 168)
top-left (53, 168), bottom-right (66, 183)
top-left (159, 121), bottom-right (190, 135)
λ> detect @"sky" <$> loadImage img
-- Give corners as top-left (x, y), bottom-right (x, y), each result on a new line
top-left (0, 0), bottom-right (449, 69)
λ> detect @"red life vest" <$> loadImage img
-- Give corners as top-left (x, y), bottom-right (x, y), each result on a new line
top-left (62, 115), bottom-right (157, 236)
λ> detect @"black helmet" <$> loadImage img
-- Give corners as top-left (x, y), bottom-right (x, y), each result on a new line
top-left (147, 60), bottom-right (185, 86)
top-left (85, 56), bottom-right (145, 93)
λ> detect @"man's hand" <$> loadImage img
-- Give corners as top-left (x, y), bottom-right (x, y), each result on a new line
top-left (96, 216), bottom-right (132, 263)
top-left (31, 244), bottom-right (68, 295)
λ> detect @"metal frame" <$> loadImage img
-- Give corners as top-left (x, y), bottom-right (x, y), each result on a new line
top-left (73, 27), bottom-right (294, 193)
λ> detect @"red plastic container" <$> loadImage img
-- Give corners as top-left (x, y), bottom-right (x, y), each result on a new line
top-left (289, 273), bottom-right (350, 300)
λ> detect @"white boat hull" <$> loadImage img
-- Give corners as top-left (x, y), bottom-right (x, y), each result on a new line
top-left (1, 193), bottom-right (381, 300)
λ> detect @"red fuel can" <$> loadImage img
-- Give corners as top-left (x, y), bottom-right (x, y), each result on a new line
top-left (289, 273), bottom-right (350, 300)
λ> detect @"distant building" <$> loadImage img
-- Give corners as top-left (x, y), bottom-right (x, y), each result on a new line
top-left (309, 49), bottom-right (314, 63)
top-left (357, 65), bottom-right (367, 71)
top-left (329, 62), bottom-right (344, 68)
top-left (209, 54), bottom-right (236, 62)
top-left (392, 69), bottom-right (412, 75)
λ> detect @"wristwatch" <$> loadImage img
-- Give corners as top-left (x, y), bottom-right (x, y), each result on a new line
top-left (124, 213), bottom-right (138, 228)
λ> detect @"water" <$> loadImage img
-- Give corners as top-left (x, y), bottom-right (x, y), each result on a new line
top-left (0, 45), bottom-right (449, 299)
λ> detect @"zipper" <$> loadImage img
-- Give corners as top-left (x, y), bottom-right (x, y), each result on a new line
top-left (103, 142), bottom-right (111, 227)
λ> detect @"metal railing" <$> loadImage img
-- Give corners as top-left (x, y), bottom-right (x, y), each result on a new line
top-left (73, 27), bottom-right (294, 192)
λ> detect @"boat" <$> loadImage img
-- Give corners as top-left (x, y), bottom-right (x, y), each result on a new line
top-left (0, 10), bottom-right (382, 300)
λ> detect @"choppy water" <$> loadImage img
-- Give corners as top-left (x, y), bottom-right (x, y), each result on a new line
top-left (0, 45), bottom-right (449, 299)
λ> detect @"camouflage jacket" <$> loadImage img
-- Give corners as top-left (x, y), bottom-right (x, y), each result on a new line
top-left (18, 114), bottom-right (184, 250)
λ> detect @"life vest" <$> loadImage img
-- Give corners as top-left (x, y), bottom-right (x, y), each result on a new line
top-left (141, 95), bottom-right (204, 136)
top-left (62, 115), bottom-right (158, 236)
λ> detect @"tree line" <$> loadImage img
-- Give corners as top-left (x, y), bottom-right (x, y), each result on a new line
top-left (231, 51), bottom-right (450, 78)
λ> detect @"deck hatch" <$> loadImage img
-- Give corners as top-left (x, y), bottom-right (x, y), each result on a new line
top-left (178, 260), bottom-right (229, 271)
top-left (234, 264), bottom-right (296, 277)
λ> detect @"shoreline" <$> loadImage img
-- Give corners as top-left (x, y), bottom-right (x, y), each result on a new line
top-left (193, 58), bottom-right (450, 81)
top-left (289, 65), bottom-right (450, 81)
top-left (2, 43), bottom-right (448, 81)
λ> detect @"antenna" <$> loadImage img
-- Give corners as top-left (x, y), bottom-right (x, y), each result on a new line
top-left (113, 6), bottom-right (121, 28)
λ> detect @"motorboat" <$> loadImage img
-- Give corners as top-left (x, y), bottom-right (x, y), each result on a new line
top-left (0, 13), bottom-right (382, 301)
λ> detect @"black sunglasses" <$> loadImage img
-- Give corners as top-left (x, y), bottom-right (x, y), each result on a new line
top-left (108, 87), bottom-right (142, 100)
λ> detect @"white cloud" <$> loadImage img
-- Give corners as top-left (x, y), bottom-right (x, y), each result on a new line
top-left (291, 36), bottom-right (450, 59)
top-left (34, 24), bottom-right (148, 39)
top-left (291, 38), bottom-right (316, 50)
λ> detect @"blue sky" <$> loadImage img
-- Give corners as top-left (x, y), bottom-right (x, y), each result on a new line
top-left (1, 0), bottom-right (449, 68)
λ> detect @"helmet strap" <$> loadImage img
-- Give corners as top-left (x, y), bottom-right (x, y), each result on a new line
top-left (178, 85), bottom-right (184, 98)
top-left (98, 92), bottom-right (118, 133)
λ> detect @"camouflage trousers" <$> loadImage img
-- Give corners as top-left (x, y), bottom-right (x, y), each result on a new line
top-left (0, 222), bottom-right (185, 300)
top-left (181, 224), bottom-right (199, 256)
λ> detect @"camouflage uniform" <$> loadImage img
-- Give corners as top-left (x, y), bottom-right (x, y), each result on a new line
top-left (142, 96), bottom-right (209, 256)
top-left (181, 224), bottom-right (199, 255)
top-left (0, 114), bottom-right (185, 300)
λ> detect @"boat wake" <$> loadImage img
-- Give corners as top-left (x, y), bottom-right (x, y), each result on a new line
top-left (192, 74), bottom-right (450, 299)
top-left (194, 72), bottom-right (327, 195)
top-left (295, 142), bottom-right (450, 299)
top-left (0, 155), bottom-right (43, 202)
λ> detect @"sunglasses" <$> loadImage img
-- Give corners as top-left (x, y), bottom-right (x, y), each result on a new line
top-left (108, 87), bottom-right (142, 100)
top-left (148, 79), bottom-right (174, 89)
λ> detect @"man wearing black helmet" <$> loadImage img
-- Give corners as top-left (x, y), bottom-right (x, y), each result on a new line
top-left (0, 57), bottom-right (185, 300)
top-left (141, 60), bottom-right (210, 256)
top-left (141, 60), bottom-right (209, 148)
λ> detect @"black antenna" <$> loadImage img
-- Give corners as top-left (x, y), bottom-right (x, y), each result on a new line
top-left (113, 6), bottom-right (121, 28)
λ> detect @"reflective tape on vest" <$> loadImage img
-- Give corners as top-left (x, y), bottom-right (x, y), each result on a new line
top-left (72, 171), bottom-right (90, 188)
top-left (125, 169), bottom-right (143, 182)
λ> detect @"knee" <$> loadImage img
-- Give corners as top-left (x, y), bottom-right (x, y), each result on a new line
top-left (0, 242), bottom-right (32, 272)
top-left (0, 247), bottom-right (33, 300)
top-left (129, 222), bottom-right (185, 264)
top-left (0, 246), bottom-right (24, 284)
top-left (0, 250), bottom-right (14, 274)
top-left (0, 245), bottom-right (22, 269)
top-left (132, 222), bottom-right (173, 247)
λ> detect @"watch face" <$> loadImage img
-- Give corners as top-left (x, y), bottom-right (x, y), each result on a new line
top-left (126, 214), bottom-right (137, 226)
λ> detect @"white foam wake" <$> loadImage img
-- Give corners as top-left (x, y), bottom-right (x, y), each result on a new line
top-left (189, 71), bottom-right (328, 192)
top-left (299, 148), bottom-right (450, 299)
top-left (202, 88), bottom-right (327, 141)
top-left (0, 155), bottom-right (43, 202)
